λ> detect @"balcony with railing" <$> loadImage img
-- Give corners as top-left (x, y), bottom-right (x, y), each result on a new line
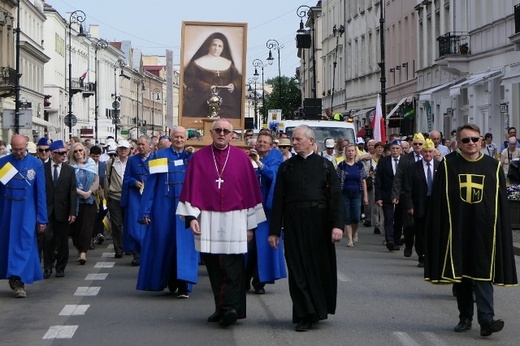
top-left (0, 67), bottom-right (17, 97)
top-left (436, 32), bottom-right (470, 75)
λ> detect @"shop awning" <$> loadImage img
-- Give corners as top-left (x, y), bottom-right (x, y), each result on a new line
top-left (32, 116), bottom-right (55, 128)
top-left (449, 70), bottom-right (503, 96)
top-left (418, 81), bottom-right (458, 101)
top-left (386, 96), bottom-right (414, 118)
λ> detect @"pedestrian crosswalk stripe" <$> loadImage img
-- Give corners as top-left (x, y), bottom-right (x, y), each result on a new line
top-left (94, 262), bottom-right (115, 268)
top-left (59, 305), bottom-right (90, 316)
top-left (74, 287), bottom-right (101, 296)
top-left (107, 244), bottom-right (114, 249)
top-left (43, 325), bottom-right (78, 339)
top-left (101, 252), bottom-right (116, 258)
top-left (393, 332), bottom-right (420, 346)
top-left (85, 273), bottom-right (109, 280)
top-left (422, 332), bottom-right (447, 345)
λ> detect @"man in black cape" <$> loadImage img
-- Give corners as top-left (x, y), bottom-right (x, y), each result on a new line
top-left (425, 124), bottom-right (517, 337)
top-left (269, 125), bottom-right (344, 332)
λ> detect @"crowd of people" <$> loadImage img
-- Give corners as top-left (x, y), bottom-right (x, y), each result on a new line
top-left (0, 122), bottom-right (517, 337)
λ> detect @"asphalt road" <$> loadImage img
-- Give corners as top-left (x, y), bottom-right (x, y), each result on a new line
top-left (1, 226), bottom-right (520, 346)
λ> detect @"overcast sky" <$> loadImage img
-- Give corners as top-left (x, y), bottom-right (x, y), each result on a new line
top-left (47, 0), bottom-right (315, 81)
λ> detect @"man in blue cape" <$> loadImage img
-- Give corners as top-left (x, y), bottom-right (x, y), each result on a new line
top-left (137, 127), bottom-right (198, 297)
top-left (0, 135), bottom-right (48, 298)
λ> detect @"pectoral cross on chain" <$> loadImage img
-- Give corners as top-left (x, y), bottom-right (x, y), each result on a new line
top-left (215, 70), bottom-right (221, 77)
top-left (216, 177), bottom-right (224, 189)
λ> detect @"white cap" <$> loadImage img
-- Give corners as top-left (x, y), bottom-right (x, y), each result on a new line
top-left (325, 138), bottom-right (335, 149)
top-left (117, 140), bottom-right (130, 148)
top-left (107, 144), bottom-right (117, 154)
top-left (356, 137), bottom-right (365, 145)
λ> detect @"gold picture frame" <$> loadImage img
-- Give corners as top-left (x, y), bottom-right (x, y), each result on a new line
top-left (180, 21), bottom-right (247, 131)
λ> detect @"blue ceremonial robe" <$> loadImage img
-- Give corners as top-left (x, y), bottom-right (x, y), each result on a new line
top-left (250, 149), bottom-right (287, 283)
top-left (0, 154), bottom-right (48, 284)
top-left (121, 153), bottom-right (152, 253)
top-left (136, 147), bottom-right (198, 291)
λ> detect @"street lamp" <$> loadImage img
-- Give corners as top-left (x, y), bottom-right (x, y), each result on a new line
top-left (379, 0), bottom-right (387, 121)
top-left (94, 39), bottom-right (108, 144)
top-left (266, 39), bottom-right (282, 108)
top-left (66, 10), bottom-right (86, 139)
top-left (252, 59), bottom-right (266, 127)
top-left (14, 0), bottom-right (21, 134)
top-left (296, 5), bottom-right (317, 99)
top-left (151, 88), bottom-right (161, 136)
top-left (112, 58), bottom-right (127, 141)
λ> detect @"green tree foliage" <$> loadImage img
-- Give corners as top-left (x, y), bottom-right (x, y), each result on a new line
top-left (261, 76), bottom-right (302, 123)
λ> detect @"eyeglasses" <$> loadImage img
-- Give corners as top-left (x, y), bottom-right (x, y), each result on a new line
top-left (213, 128), bottom-right (232, 135)
top-left (108, 153), bottom-right (116, 156)
top-left (279, 146), bottom-right (290, 149)
top-left (54, 151), bottom-right (67, 155)
top-left (460, 137), bottom-right (480, 144)
top-left (73, 149), bottom-right (84, 153)
top-left (38, 148), bottom-right (50, 153)
top-left (412, 142), bottom-right (423, 146)
top-left (159, 135), bottom-right (171, 140)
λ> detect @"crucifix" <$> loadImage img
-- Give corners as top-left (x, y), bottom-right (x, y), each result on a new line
top-left (215, 70), bottom-right (221, 77)
top-left (216, 177), bottom-right (224, 189)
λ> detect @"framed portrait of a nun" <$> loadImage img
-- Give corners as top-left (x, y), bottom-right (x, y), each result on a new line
top-left (180, 21), bottom-right (247, 130)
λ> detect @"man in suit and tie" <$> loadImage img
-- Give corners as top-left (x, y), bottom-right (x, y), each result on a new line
top-left (391, 133), bottom-right (425, 257)
top-left (401, 138), bottom-right (439, 267)
top-left (42, 140), bottom-right (78, 278)
top-left (375, 139), bottom-right (403, 251)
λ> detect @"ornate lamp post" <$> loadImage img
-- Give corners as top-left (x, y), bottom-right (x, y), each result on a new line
top-left (94, 39), bottom-right (108, 144)
top-left (331, 24), bottom-right (344, 115)
top-left (296, 5), bottom-right (317, 99)
top-left (151, 88), bottom-right (161, 136)
top-left (266, 39), bottom-right (282, 108)
top-left (252, 59), bottom-right (266, 127)
top-left (66, 10), bottom-right (86, 139)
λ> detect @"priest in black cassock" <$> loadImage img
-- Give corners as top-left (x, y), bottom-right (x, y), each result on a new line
top-left (269, 125), bottom-right (344, 332)
top-left (425, 124), bottom-right (518, 338)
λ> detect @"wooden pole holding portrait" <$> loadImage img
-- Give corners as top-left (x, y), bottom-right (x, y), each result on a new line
top-left (180, 21), bottom-right (247, 137)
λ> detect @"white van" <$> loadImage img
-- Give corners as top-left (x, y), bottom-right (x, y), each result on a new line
top-left (278, 120), bottom-right (357, 152)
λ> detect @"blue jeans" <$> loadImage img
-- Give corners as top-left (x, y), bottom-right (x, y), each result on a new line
top-left (342, 189), bottom-right (362, 225)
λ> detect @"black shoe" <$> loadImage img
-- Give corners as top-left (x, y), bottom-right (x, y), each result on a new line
top-left (55, 271), bottom-right (65, 278)
top-left (363, 221), bottom-right (371, 227)
top-left (374, 227), bottom-right (381, 234)
top-left (386, 241), bottom-right (395, 251)
top-left (95, 233), bottom-right (105, 245)
top-left (404, 247), bottom-right (413, 257)
top-left (131, 258), bottom-right (140, 266)
top-left (454, 318), bottom-right (472, 332)
top-left (295, 319), bottom-right (313, 332)
top-left (393, 245), bottom-right (400, 251)
top-left (89, 240), bottom-right (95, 250)
top-left (114, 253), bottom-right (123, 258)
top-left (207, 310), bottom-right (222, 322)
top-left (480, 319), bottom-right (504, 337)
top-left (417, 262), bottom-right (425, 268)
top-left (43, 270), bottom-right (52, 279)
top-left (254, 288), bottom-right (266, 295)
top-left (218, 310), bottom-right (238, 327)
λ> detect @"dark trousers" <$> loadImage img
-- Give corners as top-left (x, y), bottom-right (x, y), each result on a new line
top-left (107, 197), bottom-right (124, 255)
top-left (92, 199), bottom-right (108, 238)
top-left (412, 215), bottom-right (426, 262)
top-left (382, 202), bottom-right (403, 244)
top-left (454, 278), bottom-right (494, 326)
top-left (71, 204), bottom-right (97, 253)
top-left (201, 253), bottom-right (246, 319)
top-left (43, 216), bottom-right (70, 272)
top-left (244, 233), bottom-right (264, 291)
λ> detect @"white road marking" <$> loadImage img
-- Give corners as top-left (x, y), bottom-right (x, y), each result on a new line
top-left (59, 305), bottom-right (90, 316)
top-left (94, 262), bottom-right (115, 268)
top-left (394, 332), bottom-right (421, 346)
top-left (85, 273), bottom-right (109, 280)
top-left (336, 270), bottom-right (350, 282)
top-left (74, 287), bottom-right (101, 296)
top-left (101, 252), bottom-right (115, 258)
top-left (107, 244), bottom-right (114, 249)
top-left (42, 325), bottom-right (78, 339)
top-left (422, 332), bottom-right (448, 345)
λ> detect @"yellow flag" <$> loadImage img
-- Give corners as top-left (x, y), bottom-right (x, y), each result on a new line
top-left (0, 162), bottom-right (18, 185)
top-left (149, 158), bottom-right (168, 174)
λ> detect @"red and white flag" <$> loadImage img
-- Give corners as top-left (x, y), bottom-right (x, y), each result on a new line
top-left (372, 94), bottom-right (386, 143)
top-left (79, 71), bottom-right (87, 80)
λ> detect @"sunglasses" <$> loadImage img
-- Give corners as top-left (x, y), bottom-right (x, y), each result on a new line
top-left (73, 149), bottom-right (84, 153)
top-left (54, 151), bottom-right (67, 155)
top-left (38, 148), bottom-right (50, 153)
top-left (412, 142), bottom-right (423, 146)
top-left (213, 128), bottom-right (231, 135)
top-left (460, 137), bottom-right (479, 144)
top-left (279, 146), bottom-right (290, 149)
